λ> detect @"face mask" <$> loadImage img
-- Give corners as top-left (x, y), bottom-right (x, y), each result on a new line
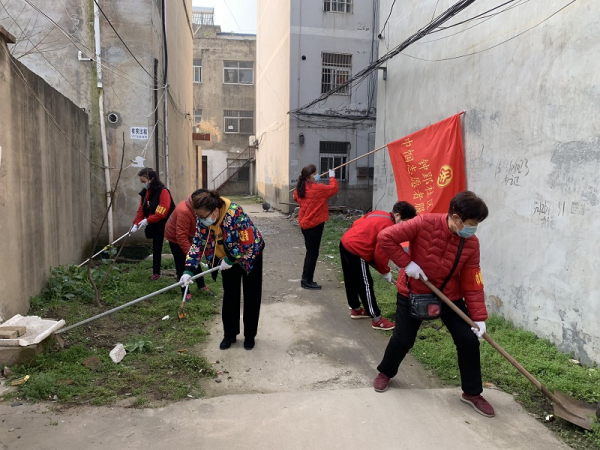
top-left (200, 216), bottom-right (216, 227)
top-left (142, 182), bottom-right (150, 189)
top-left (314, 174), bottom-right (321, 182)
top-left (456, 216), bottom-right (477, 238)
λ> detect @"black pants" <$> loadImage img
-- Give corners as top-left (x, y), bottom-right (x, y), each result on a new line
top-left (377, 293), bottom-right (483, 395)
top-left (168, 241), bottom-right (205, 292)
top-left (301, 222), bottom-right (325, 283)
top-left (220, 252), bottom-right (263, 339)
top-left (151, 227), bottom-right (165, 275)
top-left (339, 242), bottom-right (381, 318)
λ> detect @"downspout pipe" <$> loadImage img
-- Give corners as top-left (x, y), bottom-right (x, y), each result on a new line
top-left (162, 0), bottom-right (169, 189)
top-left (94, 0), bottom-right (114, 242)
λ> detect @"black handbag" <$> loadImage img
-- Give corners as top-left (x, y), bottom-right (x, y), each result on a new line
top-left (409, 238), bottom-right (465, 320)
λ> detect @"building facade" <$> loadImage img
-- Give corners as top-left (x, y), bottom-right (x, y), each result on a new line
top-left (192, 7), bottom-right (256, 195)
top-left (256, 0), bottom-right (379, 212)
top-left (0, 0), bottom-right (194, 243)
top-left (372, 0), bottom-right (600, 364)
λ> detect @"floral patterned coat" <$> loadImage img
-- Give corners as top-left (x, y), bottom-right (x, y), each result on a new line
top-left (184, 202), bottom-right (265, 274)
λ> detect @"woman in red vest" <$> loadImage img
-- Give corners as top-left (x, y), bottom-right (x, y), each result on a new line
top-left (293, 164), bottom-right (338, 290)
top-left (130, 168), bottom-right (174, 280)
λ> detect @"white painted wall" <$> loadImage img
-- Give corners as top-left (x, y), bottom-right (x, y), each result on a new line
top-left (373, 0), bottom-right (600, 363)
top-left (204, 149), bottom-right (229, 189)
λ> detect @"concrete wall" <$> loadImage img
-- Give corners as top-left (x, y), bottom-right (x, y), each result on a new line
top-left (1, 0), bottom-right (195, 246)
top-left (0, 37), bottom-right (91, 320)
top-left (373, 0), bottom-right (600, 363)
top-left (256, 0), bottom-right (291, 209)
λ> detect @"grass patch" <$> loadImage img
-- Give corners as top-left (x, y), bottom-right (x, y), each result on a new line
top-left (5, 255), bottom-right (220, 407)
top-left (321, 220), bottom-right (600, 449)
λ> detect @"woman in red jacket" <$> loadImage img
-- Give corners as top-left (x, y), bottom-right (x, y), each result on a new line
top-left (293, 164), bottom-right (338, 290)
top-left (165, 189), bottom-right (212, 300)
top-left (372, 191), bottom-right (495, 418)
top-left (131, 168), bottom-right (174, 280)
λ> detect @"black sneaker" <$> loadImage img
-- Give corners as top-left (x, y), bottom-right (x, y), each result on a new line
top-left (219, 337), bottom-right (236, 350)
top-left (244, 337), bottom-right (255, 350)
top-left (301, 280), bottom-right (322, 290)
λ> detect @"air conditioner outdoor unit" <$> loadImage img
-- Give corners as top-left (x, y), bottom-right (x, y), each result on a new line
top-left (249, 135), bottom-right (258, 147)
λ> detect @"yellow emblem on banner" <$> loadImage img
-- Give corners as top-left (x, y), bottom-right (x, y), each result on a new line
top-left (437, 165), bottom-right (453, 188)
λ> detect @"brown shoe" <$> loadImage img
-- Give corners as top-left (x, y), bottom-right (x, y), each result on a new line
top-left (461, 393), bottom-right (495, 417)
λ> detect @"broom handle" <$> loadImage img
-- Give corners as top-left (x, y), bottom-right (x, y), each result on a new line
top-left (421, 277), bottom-right (558, 401)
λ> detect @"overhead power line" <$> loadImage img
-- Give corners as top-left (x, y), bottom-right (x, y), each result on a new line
top-left (291, 0), bottom-right (482, 115)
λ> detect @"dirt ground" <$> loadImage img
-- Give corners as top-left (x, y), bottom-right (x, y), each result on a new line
top-left (195, 202), bottom-right (440, 396)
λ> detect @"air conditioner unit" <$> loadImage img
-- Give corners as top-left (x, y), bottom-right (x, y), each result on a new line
top-left (249, 135), bottom-right (258, 147)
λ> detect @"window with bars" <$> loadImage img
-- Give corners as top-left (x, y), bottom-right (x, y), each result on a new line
top-left (194, 109), bottom-right (202, 125)
top-left (323, 0), bottom-right (352, 13)
top-left (320, 141), bottom-right (349, 180)
top-left (223, 61), bottom-right (254, 85)
top-left (321, 53), bottom-right (351, 95)
top-left (193, 59), bottom-right (202, 83)
top-left (224, 110), bottom-right (254, 134)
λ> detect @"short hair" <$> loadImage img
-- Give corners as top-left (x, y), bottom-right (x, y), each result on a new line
top-left (448, 191), bottom-right (488, 222)
top-left (392, 201), bottom-right (417, 220)
top-left (192, 190), bottom-right (225, 211)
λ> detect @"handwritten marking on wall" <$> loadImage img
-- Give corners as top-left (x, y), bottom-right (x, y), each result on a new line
top-left (496, 158), bottom-right (530, 187)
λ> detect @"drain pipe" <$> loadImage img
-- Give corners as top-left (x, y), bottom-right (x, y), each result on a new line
top-left (94, 1), bottom-right (114, 242)
top-left (162, 0), bottom-right (170, 189)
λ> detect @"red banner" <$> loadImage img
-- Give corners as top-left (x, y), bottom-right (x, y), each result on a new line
top-left (387, 113), bottom-right (465, 214)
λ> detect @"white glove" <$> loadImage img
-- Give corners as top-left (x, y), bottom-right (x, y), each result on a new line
top-left (138, 218), bottom-right (148, 229)
top-left (130, 224), bottom-right (139, 233)
top-left (180, 274), bottom-right (192, 286)
top-left (219, 259), bottom-right (233, 271)
top-left (382, 272), bottom-right (393, 283)
top-left (405, 261), bottom-right (427, 280)
top-left (471, 321), bottom-right (486, 338)
top-left (328, 169), bottom-right (336, 178)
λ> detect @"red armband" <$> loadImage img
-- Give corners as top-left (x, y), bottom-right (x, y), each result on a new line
top-left (461, 268), bottom-right (484, 291)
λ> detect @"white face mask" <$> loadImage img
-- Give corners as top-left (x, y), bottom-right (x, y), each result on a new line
top-left (200, 216), bottom-right (216, 227)
top-left (455, 216), bottom-right (477, 238)
top-left (142, 182), bottom-right (150, 189)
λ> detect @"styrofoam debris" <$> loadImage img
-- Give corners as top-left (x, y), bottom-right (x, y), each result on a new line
top-left (109, 343), bottom-right (126, 363)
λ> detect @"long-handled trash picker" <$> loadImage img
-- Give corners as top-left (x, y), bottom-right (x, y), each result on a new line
top-left (55, 267), bottom-right (221, 334)
top-left (178, 284), bottom-right (190, 320)
top-left (77, 231), bottom-right (132, 268)
top-left (421, 277), bottom-right (598, 430)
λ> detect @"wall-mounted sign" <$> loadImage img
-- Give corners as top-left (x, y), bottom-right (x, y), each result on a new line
top-left (131, 127), bottom-right (149, 140)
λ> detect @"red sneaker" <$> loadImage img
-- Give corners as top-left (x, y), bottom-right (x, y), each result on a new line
top-left (350, 308), bottom-right (370, 319)
top-left (372, 317), bottom-right (395, 330)
top-left (202, 286), bottom-right (215, 297)
top-left (461, 393), bottom-right (495, 417)
top-left (373, 373), bottom-right (390, 392)
top-left (185, 293), bottom-right (192, 302)
top-left (150, 274), bottom-right (161, 281)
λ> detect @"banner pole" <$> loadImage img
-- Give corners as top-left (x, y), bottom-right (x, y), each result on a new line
top-left (289, 143), bottom-right (388, 193)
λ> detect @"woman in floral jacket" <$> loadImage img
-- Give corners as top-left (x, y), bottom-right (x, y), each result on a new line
top-left (181, 191), bottom-right (265, 350)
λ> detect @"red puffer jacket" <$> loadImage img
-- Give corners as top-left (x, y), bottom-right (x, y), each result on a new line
top-left (164, 195), bottom-right (196, 254)
top-left (293, 177), bottom-right (338, 229)
top-left (377, 213), bottom-right (488, 321)
top-left (341, 210), bottom-right (394, 274)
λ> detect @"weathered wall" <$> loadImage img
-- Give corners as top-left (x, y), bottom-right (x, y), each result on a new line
top-left (0, 38), bottom-right (91, 320)
top-left (256, 0), bottom-right (291, 209)
top-left (373, 0), bottom-right (600, 363)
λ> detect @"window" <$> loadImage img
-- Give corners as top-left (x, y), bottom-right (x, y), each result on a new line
top-left (194, 109), bottom-right (202, 125)
top-left (321, 53), bottom-right (351, 94)
top-left (224, 110), bottom-right (254, 134)
top-left (193, 59), bottom-right (202, 83)
top-left (320, 141), bottom-right (349, 180)
top-left (223, 61), bottom-right (254, 85)
top-left (324, 0), bottom-right (352, 13)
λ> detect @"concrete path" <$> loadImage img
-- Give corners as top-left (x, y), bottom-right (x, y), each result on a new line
top-left (0, 203), bottom-right (569, 449)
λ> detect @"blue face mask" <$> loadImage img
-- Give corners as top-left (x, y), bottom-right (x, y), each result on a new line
top-left (200, 216), bottom-right (216, 227)
top-left (456, 217), bottom-right (477, 238)
top-left (142, 182), bottom-right (150, 189)
top-left (314, 174), bottom-right (321, 181)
